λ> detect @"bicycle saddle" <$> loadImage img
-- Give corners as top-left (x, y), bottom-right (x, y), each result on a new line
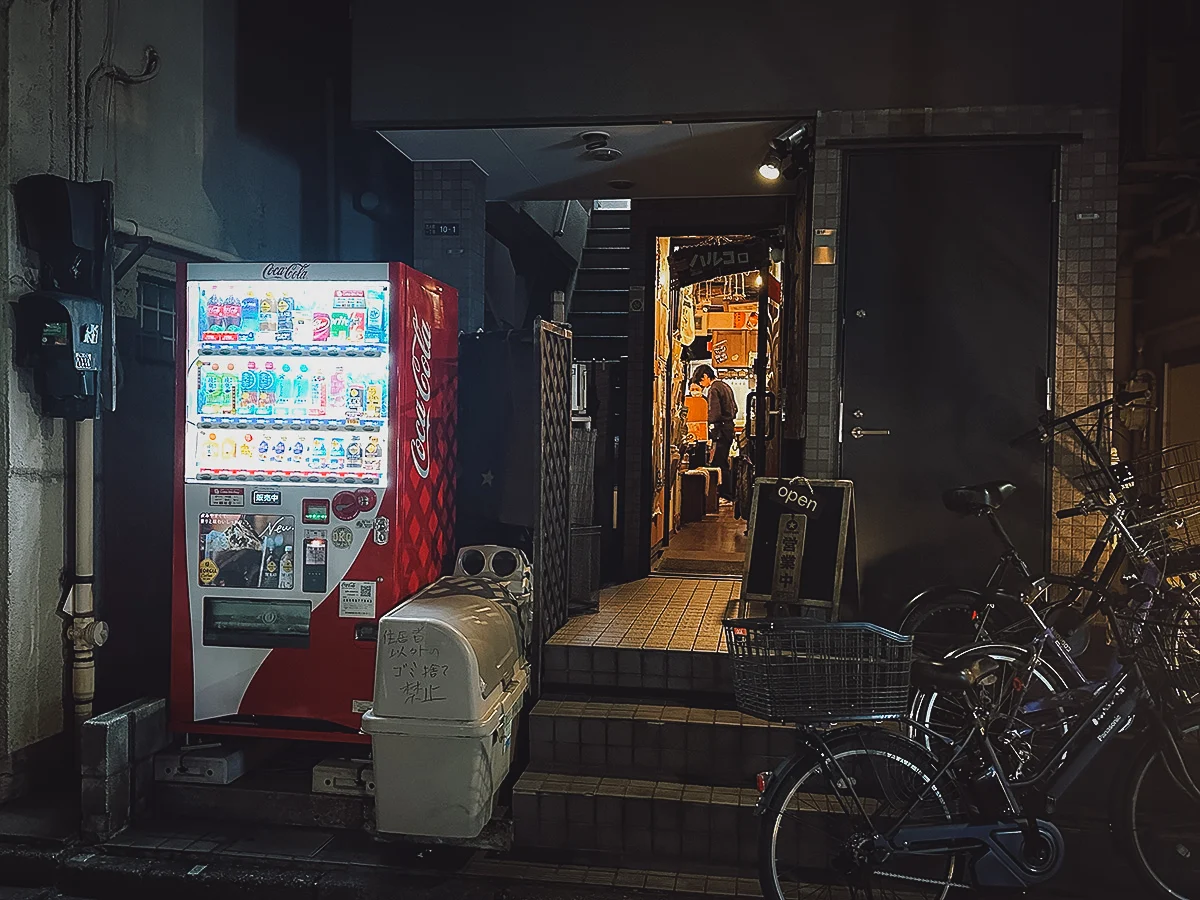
top-left (911, 656), bottom-right (1000, 693)
top-left (942, 481), bottom-right (1017, 516)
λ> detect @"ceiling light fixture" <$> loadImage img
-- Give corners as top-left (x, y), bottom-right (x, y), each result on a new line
top-left (758, 152), bottom-right (782, 181)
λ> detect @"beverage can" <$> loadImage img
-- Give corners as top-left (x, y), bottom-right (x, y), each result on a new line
top-left (309, 373), bottom-right (327, 417)
top-left (348, 310), bottom-right (366, 342)
top-left (365, 382), bottom-right (383, 419)
top-left (241, 295), bottom-right (260, 337)
top-left (276, 296), bottom-right (294, 341)
top-left (258, 295), bottom-right (276, 334)
top-left (364, 291), bottom-right (386, 343)
top-left (329, 367), bottom-right (347, 415)
top-left (312, 311), bottom-right (331, 342)
top-left (330, 310), bottom-right (351, 342)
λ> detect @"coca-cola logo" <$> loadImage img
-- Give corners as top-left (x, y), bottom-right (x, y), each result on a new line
top-left (261, 262), bottom-right (310, 280)
top-left (410, 306), bottom-right (433, 480)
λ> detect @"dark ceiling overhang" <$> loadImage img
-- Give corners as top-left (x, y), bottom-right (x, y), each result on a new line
top-left (352, 0), bottom-right (1122, 130)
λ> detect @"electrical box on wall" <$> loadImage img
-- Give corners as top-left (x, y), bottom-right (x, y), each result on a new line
top-left (11, 173), bottom-right (114, 420)
top-left (12, 291), bottom-right (103, 420)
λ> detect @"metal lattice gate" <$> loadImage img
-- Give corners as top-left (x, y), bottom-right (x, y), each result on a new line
top-left (533, 320), bottom-right (573, 646)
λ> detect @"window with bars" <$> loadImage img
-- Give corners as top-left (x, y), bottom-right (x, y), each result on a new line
top-left (136, 276), bottom-right (176, 364)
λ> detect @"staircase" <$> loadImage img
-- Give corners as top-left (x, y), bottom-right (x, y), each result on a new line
top-left (499, 580), bottom-right (1135, 895)
top-left (570, 206), bottom-right (632, 361)
top-left (508, 581), bottom-right (785, 888)
top-left (514, 699), bottom-right (792, 871)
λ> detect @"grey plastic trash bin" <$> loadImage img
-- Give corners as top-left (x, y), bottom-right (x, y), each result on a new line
top-left (362, 578), bottom-right (530, 838)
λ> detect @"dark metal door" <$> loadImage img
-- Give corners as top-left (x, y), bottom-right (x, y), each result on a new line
top-left (841, 147), bottom-right (1055, 621)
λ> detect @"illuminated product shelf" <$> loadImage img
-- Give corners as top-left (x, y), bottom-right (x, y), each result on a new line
top-left (199, 343), bottom-right (384, 358)
top-left (190, 426), bottom-right (386, 484)
top-left (197, 417), bottom-right (384, 432)
top-left (195, 469), bottom-right (382, 485)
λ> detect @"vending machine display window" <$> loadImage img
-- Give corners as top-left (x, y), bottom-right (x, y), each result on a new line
top-left (198, 514), bottom-right (296, 590)
top-left (184, 278), bottom-right (392, 486)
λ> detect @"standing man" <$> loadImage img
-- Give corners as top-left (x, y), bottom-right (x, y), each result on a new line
top-left (692, 364), bottom-right (736, 501)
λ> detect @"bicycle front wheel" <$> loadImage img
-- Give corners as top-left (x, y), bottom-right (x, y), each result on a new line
top-left (1120, 712), bottom-right (1200, 899)
top-left (759, 727), bottom-right (963, 900)
top-left (900, 592), bottom-right (1032, 658)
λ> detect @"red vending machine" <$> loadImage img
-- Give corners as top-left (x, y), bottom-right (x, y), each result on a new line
top-left (170, 262), bottom-right (457, 741)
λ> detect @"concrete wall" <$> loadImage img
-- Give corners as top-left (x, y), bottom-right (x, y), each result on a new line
top-left (0, 0), bottom-right (305, 799)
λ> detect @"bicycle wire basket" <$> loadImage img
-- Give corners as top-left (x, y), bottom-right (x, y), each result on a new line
top-left (1110, 597), bottom-right (1200, 699)
top-left (723, 619), bottom-right (913, 723)
top-left (1073, 442), bottom-right (1200, 509)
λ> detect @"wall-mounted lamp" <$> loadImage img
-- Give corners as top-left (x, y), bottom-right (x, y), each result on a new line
top-left (813, 228), bottom-right (836, 265)
top-left (756, 121), bottom-right (813, 182)
top-left (758, 151), bottom-right (782, 181)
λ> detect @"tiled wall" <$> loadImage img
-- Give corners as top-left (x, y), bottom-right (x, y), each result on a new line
top-left (413, 161), bottom-right (487, 333)
top-left (803, 107), bottom-right (1119, 573)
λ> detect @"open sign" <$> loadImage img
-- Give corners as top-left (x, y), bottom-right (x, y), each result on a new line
top-left (776, 480), bottom-right (818, 514)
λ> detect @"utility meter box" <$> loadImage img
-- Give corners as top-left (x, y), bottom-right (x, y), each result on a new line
top-left (362, 577), bottom-right (530, 839)
top-left (12, 291), bottom-right (103, 419)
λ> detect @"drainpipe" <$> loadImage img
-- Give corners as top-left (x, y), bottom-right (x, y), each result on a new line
top-left (65, 420), bottom-right (107, 729)
top-left (114, 218), bottom-right (240, 262)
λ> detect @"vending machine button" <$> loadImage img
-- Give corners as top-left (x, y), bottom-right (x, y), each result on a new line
top-left (332, 491), bottom-right (360, 521)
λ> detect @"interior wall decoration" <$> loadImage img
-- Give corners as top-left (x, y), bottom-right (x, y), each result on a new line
top-left (650, 237), bottom-right (672, 547)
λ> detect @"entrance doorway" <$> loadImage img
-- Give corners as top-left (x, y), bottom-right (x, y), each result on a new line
top-left (840, 146), bottom-right (1057, 619)
top-left (649, 235), bottom-right (784, 577)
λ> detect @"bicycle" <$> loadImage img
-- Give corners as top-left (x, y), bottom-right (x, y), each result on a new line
top-left (898, 389), bottom-right (1161, 660)
top-left (725, 609), bottom-right (1200, 900)
top-left (910, 437), bottom-right (1200, 774)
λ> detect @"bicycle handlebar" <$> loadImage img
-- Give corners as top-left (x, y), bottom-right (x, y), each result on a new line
top-left (1009, 389), bottom-right (1152, 447)
top-left (1056, 506), bottom-right (1090, 520)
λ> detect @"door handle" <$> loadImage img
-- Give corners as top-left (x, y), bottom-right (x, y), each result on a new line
top-left (746, 392), bottom-right (778, 440)
top-left (850, 426), bottom-right (890, 439)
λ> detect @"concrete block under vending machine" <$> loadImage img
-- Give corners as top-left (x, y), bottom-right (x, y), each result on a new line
top-left (155, 745), bottom-right (245, 785)
top-left (312, 758), bottom-right (376, 797)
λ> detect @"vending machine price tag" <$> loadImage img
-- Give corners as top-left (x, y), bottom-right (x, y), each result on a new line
top-left (209, 487), bottom-right (245, 508)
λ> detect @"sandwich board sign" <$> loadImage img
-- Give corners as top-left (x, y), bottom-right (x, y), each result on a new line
top-left (742, 478), bottom-right (859, 620)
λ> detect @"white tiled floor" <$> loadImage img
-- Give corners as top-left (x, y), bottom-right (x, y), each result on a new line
top-left (548, 577), bottom-right (763, 653)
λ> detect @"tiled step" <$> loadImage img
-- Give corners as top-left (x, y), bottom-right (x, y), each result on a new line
top-left (465, 855), bottom-right (763, 896)
top-left (512, 772), bottom-right (760, 866)
top-left (590, 210), bottom-right (631, 229)
top-left (542, 644), bottom-right (732, 694)
top-left (574, 267), bottom-right (631, 292)
top-left (585, 227), bottom-right (631, 248)
top-left (571, 287), bottom-right (630, 313)
top-left (528, 701), bottom-right (794, 785)
top-left (581, 245), bottom-right (631, 268)
top-left (573, 336), bottom-right (629, 362)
